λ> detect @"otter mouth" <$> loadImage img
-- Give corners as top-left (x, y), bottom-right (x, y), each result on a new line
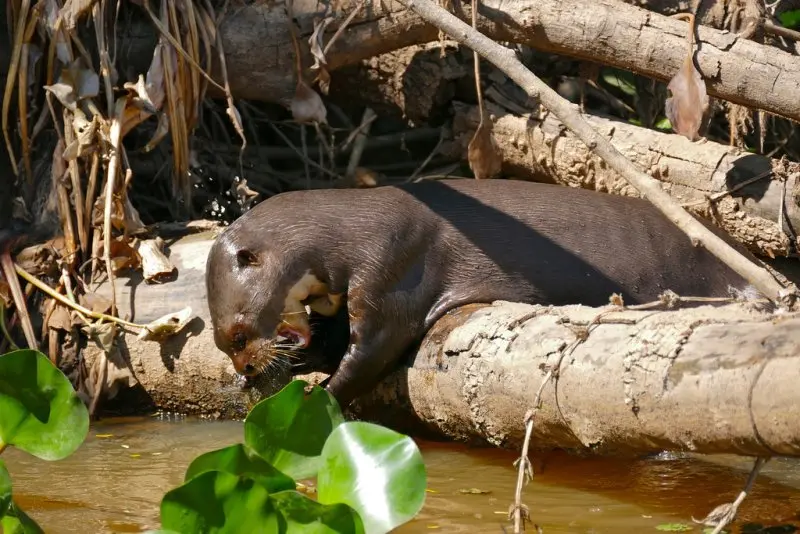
top-left (275, 324), bottom-right (310, 349)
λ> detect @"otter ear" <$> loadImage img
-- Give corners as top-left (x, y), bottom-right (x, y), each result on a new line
top-left (236, 248), bottom-right (259, 267)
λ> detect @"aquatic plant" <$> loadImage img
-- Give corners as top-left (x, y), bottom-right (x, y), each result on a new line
top-left (152, 379), bottom-right (427, 534)
top-left (0, 348), bottom-right (91, 533)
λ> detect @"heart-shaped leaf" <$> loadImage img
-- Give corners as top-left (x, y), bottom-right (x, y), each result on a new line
top-left (0, 503), bottom-right (45, 534)
top-left (317, 421), bottom-right (427, 534)
top-left (160, 470), bottom-right (279, 533)
top-left (269, 490), bottom-right (364, 533)
top-left (0, 349), bottom-right (89, 460)
top-left (0, 462), bottom-right (44, 534)
top-left (244, 380), bottom-right (344, 479)
top-left (0, 460), bottom-right (12, 517)
top-left (184, 443), bottom-right (296, 493)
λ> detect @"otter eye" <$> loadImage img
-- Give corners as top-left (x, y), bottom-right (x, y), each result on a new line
top-left (232, 332), bottom-right (247, 351)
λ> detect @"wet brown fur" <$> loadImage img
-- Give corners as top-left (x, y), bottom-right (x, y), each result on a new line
top-left (206, 179), bottom-right (754, 407)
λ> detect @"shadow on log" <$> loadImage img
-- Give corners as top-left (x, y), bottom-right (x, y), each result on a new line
top-left (446, 102), bottom-right (800, 258)
top-left (95, 230), bottom-right (800, 458)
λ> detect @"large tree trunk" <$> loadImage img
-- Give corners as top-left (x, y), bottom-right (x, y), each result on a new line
top-left (122, 0), bottom-right (800, 122)
top-left (87, 230), bottom-right (800, 457)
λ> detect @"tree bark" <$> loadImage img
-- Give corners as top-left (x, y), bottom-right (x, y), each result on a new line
top-left (348, 298), bottom-right (800, 457)
top-left (88, 231), bottom-right (800, 458)
top-left (445, 101), bottom-right (799, 258)
top-left (121, 0), bottom-right (800, 122)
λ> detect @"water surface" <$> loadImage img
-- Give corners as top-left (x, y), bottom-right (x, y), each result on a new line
top-left (4, 415), bottom-right (800, 533)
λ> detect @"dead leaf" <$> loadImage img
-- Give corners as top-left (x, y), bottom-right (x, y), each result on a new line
top-left (15, 240), bottom-right (61, 278)
top-left (79, 292), bottom-right (113, 315)
top-left (308, 16), bottom-right (334, 94)
top-left (134, 237), bottom-right (176, 284)
top-left (43, 0), bottom-right (72, 64)
top-left (47, 304), bottom-right (73, 332)
top-left (664, 14), bottom-right (708, 141)
top-left (82, 345), bottom-right (137, 402)
top-left (138, 306), bottom-right (194, 341)
top-left (353, 167), bottom-right (378, 188)
top-left (0, 279), bottom-right (11, 308)
top-left (59, 0), bottom-right (99, 31)
top-left (97, 236), bottom-right (141, 274)
top-left (291, 81), bottom-right (328, 125)
top-left (62, 108), bottom-right (98, 161)
top-left (468, 122), bottom-right (502, 179)
top-left (82, 321), bottom-right (117, 352)
top-left (230, 178), bottom-right (260, 210)
top-left (124, 196), bottom-right (146, 234)
top-left (43, 59), bottom-right (100, 111)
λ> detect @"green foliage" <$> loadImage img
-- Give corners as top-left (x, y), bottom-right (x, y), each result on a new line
top-left (161, 470), bottom-right (279, 533)
top-left (655, 523), bottom-right (692, 532)
top-left (654, 117), bottom-right (673, 131)
top-left (0, 349), bottom-right (89, 460)
top-left (0, 460), bottom-right (12, 518)
top-left (601, 68), bottom-right (638, 97)
top-left (184, 443), bottom-right (296, 493)
top-left (1, 457), bottom-right (46, 534)
top-left (160, 380), bottom-right (427, 534)
top-left (778, 10), bottom-right (800, 29)
top-left (0, 349), bottom-right (91, 532)
top-left (317, 422), bottom-right (427, 534)
top-left (244, 379), bottom-right (345, 480)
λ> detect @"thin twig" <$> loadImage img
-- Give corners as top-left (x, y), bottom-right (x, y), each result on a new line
top-left (704, 457), bottom-right (771, 534)
top-left (681, 170), bottom-right (773, 208)
top-left (0, 303), bottom-right (20, 351)
top-left (407, 128), bottom-right (447, 182)
top-left (14, 263), bottom-right (145, 331)
top-left (345, 108), bottom-right (376, 181)
top-left (402, 0), bottom-right (796, 309)
top-left (142, 0), bottom-right (227, 93)
top-left (764, 20), bottom-right (800, 42)
top-left (0, 251), bottom-right (37, 349)
top-left (511, 408), bottom-right (535, 533)
top-left (322, 0), bottom-right (368, 56)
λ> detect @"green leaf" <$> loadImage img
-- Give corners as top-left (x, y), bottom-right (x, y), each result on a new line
top-left (184, 443), bottom-right (296, 493)
top-left (317, 422), bottom-right (427, 534)
top-left (655, 117), bottom-right (673, 131)
top-left (655, 524), bottom-right (692, 532)
top-left (244, 380), bottom-right (344, 479)
top-left (0, 349), bottom-right (89, 460)
top-left (0, 460), bottom-right (11, 517)
top-left (601, 68), bottom-right (637, 97)
top-left (778, 10), bottom-right (800, 29)
top-left (160, 470), bottom-right (279, 534)
top-left (269, 490), bottom-right (365, 533)
top-left (0, 502), bottom-right (45, 534)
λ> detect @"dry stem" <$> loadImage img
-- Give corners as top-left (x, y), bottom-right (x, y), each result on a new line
top-left (14, 264), bottom-right (145, 331)
top-left (403, 0), bottom-right (797, 309)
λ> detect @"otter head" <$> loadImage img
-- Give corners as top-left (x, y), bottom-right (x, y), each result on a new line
top-left (206, 233), bottom-right (316, 377)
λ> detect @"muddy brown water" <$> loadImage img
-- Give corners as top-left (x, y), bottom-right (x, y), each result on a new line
top-left (3, 415), bottom-right (800, 533)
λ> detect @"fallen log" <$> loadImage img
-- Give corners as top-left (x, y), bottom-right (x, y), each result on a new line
top-left (446, 101), bottom-right (800, 258)
top-left (349, 299), bottom-right (800, 457)
top-left (90, 229), bottom-right (800, 457)
top-left (120, 0), bottom-right (800, 122)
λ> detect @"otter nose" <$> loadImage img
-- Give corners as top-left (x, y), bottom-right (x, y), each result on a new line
top-left (231, 353), bottom-right (256, 376)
